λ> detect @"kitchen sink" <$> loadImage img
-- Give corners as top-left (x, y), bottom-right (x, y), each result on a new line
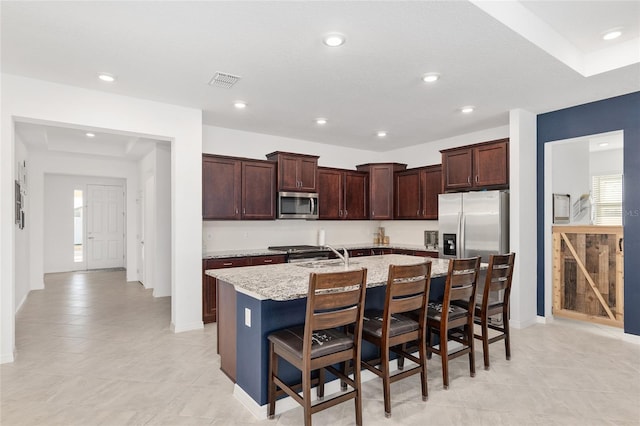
top-left (294, 260), bottom-right (360, 268)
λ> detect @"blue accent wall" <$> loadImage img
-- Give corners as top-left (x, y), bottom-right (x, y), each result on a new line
top-left (537, 91), bottom-right (640, 335)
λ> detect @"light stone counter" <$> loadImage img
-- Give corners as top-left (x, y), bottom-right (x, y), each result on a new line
top-left (207, 254), bottom-right (450, 301)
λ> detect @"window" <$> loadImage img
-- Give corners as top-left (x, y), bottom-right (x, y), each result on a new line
top-left (74, 190), bottom-right (83, 262)
top-left (591, 174), bottom-right (622, 225)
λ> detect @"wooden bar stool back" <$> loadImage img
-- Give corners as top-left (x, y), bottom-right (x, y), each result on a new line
top-left (426, 257), bottom-right (480, 389)
top-left (360, 262), bottom-right (432, 418)
top-left (267, 268), bottom-right (368, 426)
top-left (475, 252), bottom-right (516, 370)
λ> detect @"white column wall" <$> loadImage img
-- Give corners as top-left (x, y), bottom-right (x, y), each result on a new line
top-left (509, 109), bottom-right (538, 328)
top-left (1, 75), bottom-right (202, 363)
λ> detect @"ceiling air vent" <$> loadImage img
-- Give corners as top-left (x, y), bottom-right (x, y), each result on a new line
top-left (208, 72), bottom-right (241, 89)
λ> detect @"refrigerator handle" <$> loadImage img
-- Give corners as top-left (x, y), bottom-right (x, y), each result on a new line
top-left (457, 212), bottom-right (463, 259)
top-left (460, 212), bottom-right (466, 259)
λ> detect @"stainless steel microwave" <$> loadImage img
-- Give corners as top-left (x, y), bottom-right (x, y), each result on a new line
top-left (277, 192), bottom-right (319, 219)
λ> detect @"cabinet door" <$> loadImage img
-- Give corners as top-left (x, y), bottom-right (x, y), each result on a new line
top-left (343, 171), bottom-right (368, 220)
top-left (369, 165), bottom-right (394, 220)
top-left (442, 148), bottom-right (473, 191)
top-left (203, 259), bottom-right (217, 323)
top-left (241, 160), bottom-right (276, 219)
top-left (395, 170), bottom-right (421, 219)
top-left (474, 141), bottom-right (508, 188)
top-left (278, 156), bottom-right (300, 191)
top-left (203, 156), bottom-right (241, 219)
top-left (318, 168), bottom-right (343, 219)
top-left (423, 165), bottom-right (442, 219)
top-left (299, 157), bottom-right (318, 192)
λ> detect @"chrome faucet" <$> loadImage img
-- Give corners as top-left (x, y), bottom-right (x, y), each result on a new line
top-left (325, 245), bottom-right (349, 268)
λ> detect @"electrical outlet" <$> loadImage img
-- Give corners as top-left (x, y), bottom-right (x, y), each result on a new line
top-left (244, 308), bottom-right (251, 327)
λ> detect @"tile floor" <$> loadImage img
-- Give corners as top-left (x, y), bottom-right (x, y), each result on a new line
top-left (1, 270), bottom-right (639, 425)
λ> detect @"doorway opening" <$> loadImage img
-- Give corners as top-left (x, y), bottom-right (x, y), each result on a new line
top-left (544, 130), bottom-right (624, 327)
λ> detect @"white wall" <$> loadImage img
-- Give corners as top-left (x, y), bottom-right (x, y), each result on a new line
top-left (43, 173), bottom-right (126, 273)
top-left (14, 134), bottom-right (30, 313)
top-left (1, 74), bottom-right (202, 363)
top-left (552, 141), bottom-right (591, 224)
top-left (509, 109), bottom-right (538, 329)
top-left (590, 148), bottom-right (623, 176)
top-left (154, 144), bottom-right (171, 297)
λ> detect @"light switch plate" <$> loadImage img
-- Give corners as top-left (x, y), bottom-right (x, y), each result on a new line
top-left (244, 308), bottom-right (251, 327)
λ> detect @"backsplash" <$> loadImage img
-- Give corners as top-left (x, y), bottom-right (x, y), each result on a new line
top-left (203, 220), bottom-right (438, 252)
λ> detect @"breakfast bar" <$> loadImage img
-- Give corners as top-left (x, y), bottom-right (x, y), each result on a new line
top-left (207, 254), bottom-right (452, 416)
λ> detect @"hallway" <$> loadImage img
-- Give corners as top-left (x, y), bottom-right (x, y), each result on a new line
top-left (1, 270), bottom-right (639, 425)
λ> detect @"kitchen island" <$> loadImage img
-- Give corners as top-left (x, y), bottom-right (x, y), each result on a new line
top-left (207, 254), bottom-right (452, 417)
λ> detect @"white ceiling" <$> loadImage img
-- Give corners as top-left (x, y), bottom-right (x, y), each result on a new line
top-left (2, 1), bottom-right (639, 156)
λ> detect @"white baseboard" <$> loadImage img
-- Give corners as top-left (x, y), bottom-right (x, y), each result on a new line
top-left (623, 332), bottom-right (640, 345)
top-left (536, 315), bottom-right (553, 324)
top-left (234, 364), bottom-right (391, 420)
top-left (510, 316), bottom-right (538, 329)
top-left (170, 320), bottom-right (204, 333)
top-left (15, 292), bottom-right (29, 313)
top-left (1, 350), bottom-right (16, 364)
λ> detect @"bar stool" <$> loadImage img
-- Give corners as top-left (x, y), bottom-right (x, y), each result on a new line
top-left (426, 257), bottom-right (480, 389)
top-left (267, 268), bottom-right (368, 426)
top-left (474, 253), bottom-right (516, 369)
top-left (360, 262), bottom-right (431, 418)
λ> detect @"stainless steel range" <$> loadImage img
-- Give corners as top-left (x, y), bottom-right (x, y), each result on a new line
top-left (268, 245), bottom-right (331, 263)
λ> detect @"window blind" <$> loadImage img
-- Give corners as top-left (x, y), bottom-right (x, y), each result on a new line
top-left (591, 174), bottom-right (622, 225)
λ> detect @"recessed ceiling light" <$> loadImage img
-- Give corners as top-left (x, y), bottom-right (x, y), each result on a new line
top-left (376, 131), bottom-right (387, 138)
top-left (599, 142), bottom-right (609, 147)
top-left (461, 106), bottom-right (475, 114)
top-left (323, 33), bottom-right (346, 47)
top-left (422, 73), bottom-right (440, 83)
top-left (234, 101), bottom-right (247, 109)
top-left (97, 73), bottom-right (116, 83)
top-left (85, 132), bottom-right (95, 138)
top-left (315, 118), bottom-right (327, 125)
top-left (603, 29), bottom-right (622, 41)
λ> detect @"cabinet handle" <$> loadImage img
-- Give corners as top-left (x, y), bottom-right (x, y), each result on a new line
top-left (264, 259), bottom-right (273, 263)
top-left (235, 208), bottom-right (239, 215)
top-left (243, 208), bottom-right (246, 215)
top-left (475, 175), bottom-right (479, 183)
top-left (223, 262), bottom-right (233, 266)
top-left (467, 176), bottom-right (471, 184)
top-left (422, 210), bottom-right (425, 216)
top-left (619, 238), bottom-right (623, 252)
top-left (339, 210), bottom-right (342, 217)
top-left (417, 209), bottom-right (420, 216)
top-left (345, 210), bottom-right (348, 218)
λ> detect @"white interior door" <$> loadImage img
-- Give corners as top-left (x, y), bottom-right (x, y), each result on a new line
top-left (87, 184), bottom-right (125, 269)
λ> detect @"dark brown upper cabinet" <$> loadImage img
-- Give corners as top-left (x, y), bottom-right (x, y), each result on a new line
top-left (441, 139), bottom-right (509, 192)
top-left (203, 154), bottom-right (276, 220)
top-left (266, 151), bottom-right (319, 192)
top-left (394, 164), bottom-right (442, 219)
top-left (356, 163), bottom-right (407, 220)
top-left (318, 167), bottom-right (368, 220)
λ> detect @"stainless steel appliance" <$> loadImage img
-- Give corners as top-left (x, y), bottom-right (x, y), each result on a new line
top-left (277, 192), bottom-right (319, 219)
top-left (438, 190), bottom-right (509, 263)
top-left (268, 245), bottom-right (330, 262)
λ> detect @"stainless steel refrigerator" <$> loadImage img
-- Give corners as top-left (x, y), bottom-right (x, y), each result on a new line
top-left (438, 190), bottom-right (509, 263)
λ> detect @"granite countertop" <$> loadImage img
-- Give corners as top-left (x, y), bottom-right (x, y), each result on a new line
top-left (202, 243), bottom-right (438, 259)
top-left (207, 254), bottom-right (450, 301)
